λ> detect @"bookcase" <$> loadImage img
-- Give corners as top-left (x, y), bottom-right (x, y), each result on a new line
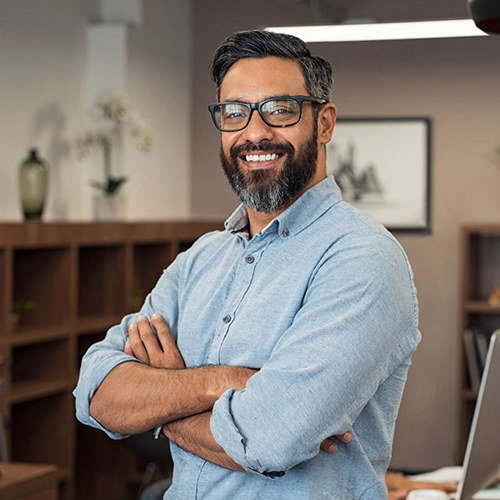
top-left (459, 224), bottom-right (500, 460)
top-left (0, 221), bottom-right (222, 500)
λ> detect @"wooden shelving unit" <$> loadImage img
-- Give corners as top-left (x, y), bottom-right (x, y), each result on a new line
top-left (459, 224), bottom-right (500, 461)
top-left (0, 221), bottom-right (221, 500)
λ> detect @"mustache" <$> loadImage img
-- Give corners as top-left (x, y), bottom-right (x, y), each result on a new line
top-left (229, 140), bottom-right (295, 161)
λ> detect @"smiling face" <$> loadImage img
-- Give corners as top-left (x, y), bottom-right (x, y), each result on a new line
top-left (218, 56), bottom-right (333, 214)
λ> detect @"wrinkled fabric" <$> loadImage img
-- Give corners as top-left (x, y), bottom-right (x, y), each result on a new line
top-left (74, 176), bottom-right (420, 499)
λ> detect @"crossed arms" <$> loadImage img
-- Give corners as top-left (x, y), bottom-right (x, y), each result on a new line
top-left (89, 314), bottom-right (349, 472)
top-left (84, 232), bottom-right (416, 476)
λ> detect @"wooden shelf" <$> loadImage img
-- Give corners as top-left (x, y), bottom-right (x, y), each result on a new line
top-left (0, 462), bottom-right (59, 500)
top-left (463, 301), bottom-right (500, 314)
top-left (10, 326), bottom-right (70, 347)
top-left (0, 221), bottom-right (221, 500)
top-left (459, 224), bottom-right (500, 462)
top-left (76, 315), bottom-right (123, 335)
top-left (9, 380), bottom-right (70, 404)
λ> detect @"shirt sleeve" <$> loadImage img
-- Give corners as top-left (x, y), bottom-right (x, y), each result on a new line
top-left (73, 255), bottom-right (182, 439)
top-left (210, 233), bottom-right (420, 475)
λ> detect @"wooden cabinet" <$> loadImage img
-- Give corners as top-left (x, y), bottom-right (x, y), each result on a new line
top-left (0, 221), bottom-right (221, 500)
top-left (0, 462), bottom-right (59, 500)
top-left (459, 224), bottom-right (500, 460)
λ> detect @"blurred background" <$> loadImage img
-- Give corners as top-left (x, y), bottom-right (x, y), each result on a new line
top-left (1, 0), bottom-right (500, 481)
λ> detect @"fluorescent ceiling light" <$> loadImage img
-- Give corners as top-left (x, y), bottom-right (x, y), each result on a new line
top-left (265, 19), bottom-right (488, 42)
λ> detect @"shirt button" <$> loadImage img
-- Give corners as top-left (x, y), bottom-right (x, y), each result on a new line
top-left (245, 255), bottom-right (255, 264)
top-left (282, 229), bottom-right (290, 237)
top-left (222, 314), bottom-right (232, 323)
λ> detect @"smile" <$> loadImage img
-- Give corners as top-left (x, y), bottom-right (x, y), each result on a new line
top-left (243, 153), bottom-right (279, 163)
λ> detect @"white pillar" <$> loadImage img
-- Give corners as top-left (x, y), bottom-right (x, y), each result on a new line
top-left (84, 0), bottom-right (142, 216)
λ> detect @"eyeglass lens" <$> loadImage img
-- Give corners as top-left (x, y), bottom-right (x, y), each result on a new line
top-left (215, 98), bottom-right (301, 131)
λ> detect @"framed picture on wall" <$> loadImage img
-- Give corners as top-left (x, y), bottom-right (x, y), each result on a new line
top-left (326, 117), bottom-right (431, 232)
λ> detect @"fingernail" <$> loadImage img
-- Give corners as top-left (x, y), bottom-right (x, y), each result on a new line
top-left (328, 442), bottom-right (338, 452)
top-left (152, 313), bottom-right (160, 320)
top-left (343, 432), bottom-right (352, 442)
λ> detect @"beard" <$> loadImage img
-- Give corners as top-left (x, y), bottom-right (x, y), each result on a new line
top-left (219, 125), bottom-right (319, 214)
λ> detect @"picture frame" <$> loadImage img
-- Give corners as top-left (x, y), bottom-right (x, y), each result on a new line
top-left (326, 117), bottom-right (431, 233)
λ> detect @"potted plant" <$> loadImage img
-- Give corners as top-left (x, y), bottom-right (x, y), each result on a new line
top-left (11, 299), bottom-right (38, 331)
top-left (77, 93), bottom-right (152, 219)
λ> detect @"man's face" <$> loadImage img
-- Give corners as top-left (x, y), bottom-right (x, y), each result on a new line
top-left (218, 57), bottom-right (324, 213)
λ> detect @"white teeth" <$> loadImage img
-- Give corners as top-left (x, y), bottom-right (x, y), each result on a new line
top-left (245, 153), bottom-right (278, 162)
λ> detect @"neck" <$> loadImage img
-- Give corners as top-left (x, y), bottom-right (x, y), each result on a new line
top-left (246, 205), bottom-right (288, 237)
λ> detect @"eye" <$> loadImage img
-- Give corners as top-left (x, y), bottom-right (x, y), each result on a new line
top-left (263, 99), bottom-right (300, 120)
top-left (221, 103), bottom-right (248, 121)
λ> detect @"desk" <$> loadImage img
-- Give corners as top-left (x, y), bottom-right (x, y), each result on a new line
top-left (0, 462), bottom-right (58, 500)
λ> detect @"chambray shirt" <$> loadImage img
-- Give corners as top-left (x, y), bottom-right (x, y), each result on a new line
top-left (74, 176), bottom-right (420, 500)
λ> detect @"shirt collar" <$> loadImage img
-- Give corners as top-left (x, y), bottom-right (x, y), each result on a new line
top-left (225, 176), bottom-right (343, 240)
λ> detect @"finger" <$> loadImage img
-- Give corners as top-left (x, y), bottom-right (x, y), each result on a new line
top-left (136, 315), bottom-right (163, 354)
top-left (152, 314), bottom-right (185, 368)
top-left (335, 430), bottom-right (352, 443)
top-left (128, 322), bottom-right (150, 363)
top-left (388, 490), bottom-right (408, 500)
top-left (151, 314), bottom-right (175, 352)
top-left (320, 438), bottom-right (338, 453)
top-left (124, 341), bottom-right (133, 356)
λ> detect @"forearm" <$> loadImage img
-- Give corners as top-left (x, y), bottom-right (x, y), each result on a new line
top-left (163, 411), bottom-right (244, 472)
top-left (90, 361), bottom-right (255, 435)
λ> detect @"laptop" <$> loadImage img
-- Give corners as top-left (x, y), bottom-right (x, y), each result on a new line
top-left (409, 331), bottom-right (500, 500)
top-left (455, 330), bottom-right (500, 499)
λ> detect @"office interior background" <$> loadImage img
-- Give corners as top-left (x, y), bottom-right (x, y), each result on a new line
top-left (1, 0), bottom-right (500, 477)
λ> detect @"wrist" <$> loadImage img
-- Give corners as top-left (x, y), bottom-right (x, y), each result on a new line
top-left (205, 365), bottom-right (256, 401)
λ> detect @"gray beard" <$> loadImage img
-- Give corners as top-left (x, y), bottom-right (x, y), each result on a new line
top-left (220, 127), bottom-right (319, 213)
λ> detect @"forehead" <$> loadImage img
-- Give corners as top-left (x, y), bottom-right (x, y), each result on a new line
top-left (220, 56), bottom-right (307, 102)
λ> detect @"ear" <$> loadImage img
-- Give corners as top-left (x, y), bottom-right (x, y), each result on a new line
top-left (317, 103), bottom-right (337, 146)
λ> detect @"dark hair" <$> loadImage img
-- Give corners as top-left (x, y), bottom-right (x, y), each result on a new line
top-left (210, 30), bottom-right (333, 102)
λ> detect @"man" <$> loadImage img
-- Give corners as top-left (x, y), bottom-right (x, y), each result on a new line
top-left (74, 30), bottom-right (421, 499)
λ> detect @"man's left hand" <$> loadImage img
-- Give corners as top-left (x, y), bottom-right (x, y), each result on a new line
top-left (125, 314), bottom-right (185, 369)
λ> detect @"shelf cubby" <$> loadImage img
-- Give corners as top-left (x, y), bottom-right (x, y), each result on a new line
top-left (11, 392), bottom-right (73, 468)
top-left (467, 233), bottom-right (500, 302)
top-left (12, 247), bottom-right (72, 332)
top-left (78, 245), bottom-right (126, 319)
top-left (11, 339), bottom-right (71, 403)
top-left (131, 243), bottom-right (172, 311)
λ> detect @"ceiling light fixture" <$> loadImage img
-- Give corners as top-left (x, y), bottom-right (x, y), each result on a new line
top-left (265, 19), bottom-right (488, 43)
top-left (468, 0), bottom-right (500, 34)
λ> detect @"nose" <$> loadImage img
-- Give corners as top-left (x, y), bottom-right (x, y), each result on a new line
top-left (240, 109), bottom-right (275, 143)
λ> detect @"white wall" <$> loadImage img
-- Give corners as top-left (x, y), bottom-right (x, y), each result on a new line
top-left (0, 0), bottom-right (192, 221)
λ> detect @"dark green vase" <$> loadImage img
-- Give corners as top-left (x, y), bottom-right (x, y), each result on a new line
top-left (19, 148), bottom-right (49, 220)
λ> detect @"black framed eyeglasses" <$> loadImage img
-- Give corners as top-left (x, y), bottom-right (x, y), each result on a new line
top-left (208, 95), bottom-right (327, 132)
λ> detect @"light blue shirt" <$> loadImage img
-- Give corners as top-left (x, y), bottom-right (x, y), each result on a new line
top-left (74, 176), bottom-right (420, 499)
